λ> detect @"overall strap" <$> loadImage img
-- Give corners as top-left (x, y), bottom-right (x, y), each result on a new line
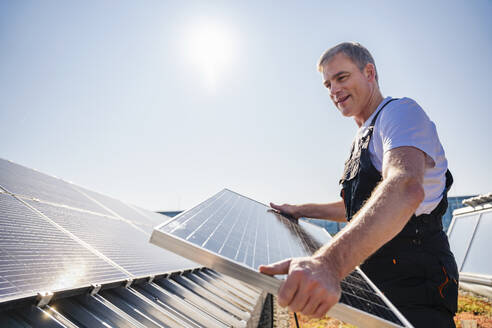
top-left (339, 98), bottom-right (398, 184)
top-left (358, 98), bottom-right (399, 151)
top-left (426, 169), bottom-right (453, 218)
top-left (368, 98), bottom-right (398, 128)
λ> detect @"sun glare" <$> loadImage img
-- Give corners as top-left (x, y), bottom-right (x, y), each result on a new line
top-left (184, 21), bottom-right (237, 89)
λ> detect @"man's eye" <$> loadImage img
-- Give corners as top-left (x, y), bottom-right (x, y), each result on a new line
top-left (339, 76), bottom-right (347, 81)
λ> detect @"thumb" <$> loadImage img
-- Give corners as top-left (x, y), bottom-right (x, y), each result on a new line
top-left (259, 259), bottom-right (292, 276)
top-left (270, 202), bottom-right (282, 211)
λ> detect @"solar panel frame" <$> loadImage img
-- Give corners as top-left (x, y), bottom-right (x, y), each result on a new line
top-left (150, 189), bottom-right (413, 328)
top-left (447, 213), bottom-right (481, 270)
top-left (460, 210), bottom-right (492, 276)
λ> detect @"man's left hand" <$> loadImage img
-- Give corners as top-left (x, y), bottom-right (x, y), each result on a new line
top-left (259, 257), bottom-right (341, 318)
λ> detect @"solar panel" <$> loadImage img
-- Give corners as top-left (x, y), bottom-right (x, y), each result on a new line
top-left (0, 159), bottom-right (112, 215)
top-left (0, 158), bottom-right (199, 304)
top-left (0, 159), bottom-right (169, 235)
top-left (0, 193), bottom-right (127, 303)
top-left (26, 199), bottom-right (196, 277)
top-left (151, 189), bottom-right (413, 328)
top-left (72, 185), bottom-right (167, 234)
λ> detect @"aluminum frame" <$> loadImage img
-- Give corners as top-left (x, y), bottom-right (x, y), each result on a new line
top-left (448, 207), bottom-right (492, 286)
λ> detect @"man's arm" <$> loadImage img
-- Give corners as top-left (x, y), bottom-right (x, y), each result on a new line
top-left (259, 146), bottom-right (426, 318)
top-left (270, 200), bottom-right (347, 222)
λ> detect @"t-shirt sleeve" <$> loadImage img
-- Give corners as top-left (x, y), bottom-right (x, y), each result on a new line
top-left (378, 98), bottom-right (441, 166)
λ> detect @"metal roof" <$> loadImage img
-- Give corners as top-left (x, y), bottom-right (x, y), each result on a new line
top-left (462, 193), bottom-right (492, 207)
top-left (0, 268), bottom-right (268, 328)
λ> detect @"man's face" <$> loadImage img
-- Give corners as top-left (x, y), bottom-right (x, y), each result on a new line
top-left (321, 53), bottom-right (374, 121)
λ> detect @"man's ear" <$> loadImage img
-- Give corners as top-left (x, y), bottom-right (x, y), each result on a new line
top-left (364, 63), bottom-right (376, 82)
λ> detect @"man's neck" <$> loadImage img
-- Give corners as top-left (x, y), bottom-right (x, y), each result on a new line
top-left (354, 90), bottom-right (384, 127)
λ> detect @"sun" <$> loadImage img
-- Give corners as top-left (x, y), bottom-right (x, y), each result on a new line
top-left (184, 21), bottom-right (237, 89)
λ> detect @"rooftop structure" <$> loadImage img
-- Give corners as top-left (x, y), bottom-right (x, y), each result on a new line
top-left (447, 193), bottom-right (492, 298)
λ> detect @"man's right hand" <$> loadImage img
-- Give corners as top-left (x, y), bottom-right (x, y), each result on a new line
top-left (259, 256), bottom-right (341, 318)
top-left (270, 202), bottom-right (302, 219)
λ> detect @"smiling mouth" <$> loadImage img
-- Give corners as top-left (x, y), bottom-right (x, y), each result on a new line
top-left (337, 95), bottom-right (350, 105)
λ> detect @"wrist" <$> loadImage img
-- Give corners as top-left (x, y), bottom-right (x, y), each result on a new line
top-left (312, 247), bottom-right (344, 280)
top-left (293, 204), bottom-right (304, 218)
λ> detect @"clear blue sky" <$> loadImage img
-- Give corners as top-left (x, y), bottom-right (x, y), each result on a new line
top-left (1, 1), bottom-right (491, 211)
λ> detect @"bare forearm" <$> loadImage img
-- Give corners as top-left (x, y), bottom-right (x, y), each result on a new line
top-left (314, 174), bottom-right (424, 279)
top-left (296, 201), bottom-right (347, 222)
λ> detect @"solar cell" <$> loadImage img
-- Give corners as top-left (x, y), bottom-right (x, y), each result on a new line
top-left (73, 185), bottom-right (167, 234)
top-left (0, 193), bottom-right (127, 302)
top-left (151, 189), bottom-right (413, 327)
top-left (0, 159), bottom-right (112, 215)
top-left (27, 199), bottom-right (196, 277)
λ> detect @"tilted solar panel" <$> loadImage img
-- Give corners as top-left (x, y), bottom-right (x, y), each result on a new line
top-left (0, 193), bottom-right (127, 303)
top-left (0, 158), bottom-right (198, 304)
top-left (72, 185), bottom-right (166, 234)
top-left (26, 199), bottom-right (196, 277)
top-left (0, 159), bottom-right (112, 215)
top-left (151, 189), bottom-right (413, 328)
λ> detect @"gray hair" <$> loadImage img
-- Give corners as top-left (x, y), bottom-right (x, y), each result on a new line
top-left (317, 42), bottom-right (378, 83)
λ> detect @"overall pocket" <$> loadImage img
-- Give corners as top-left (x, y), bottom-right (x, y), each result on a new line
top-left (361, 252), bottom-right (429, 307)
top-left (436, 257), bottom-right (459, 314)
top-left (425, 232), bottom-right (459, 314)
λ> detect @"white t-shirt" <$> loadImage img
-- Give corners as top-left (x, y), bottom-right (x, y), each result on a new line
top-left (354, 97), bottom-right (447, 216)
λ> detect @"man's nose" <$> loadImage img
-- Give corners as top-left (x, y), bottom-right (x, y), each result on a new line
top-left (330, 83), bottom-right (340, 97)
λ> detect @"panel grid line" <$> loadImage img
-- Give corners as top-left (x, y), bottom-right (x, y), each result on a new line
top-left (13, 196), bottom-right (134, 278)
top-left (70, 184), bottom-right (149, 236)
top-left (233, 199), bottom-right (255, 263)
top-left (218, 197), bottom-right (247, 255)
top-left (202, 194), bottom-right (241, 248)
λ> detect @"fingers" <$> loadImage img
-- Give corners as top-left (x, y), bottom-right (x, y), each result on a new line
top-left (269, 202), bottom-right (281, 211)
top-left (282, 270), bottom-right (324, 311)
top-left (313, 301), bottom-right (333, 318)
top-left (272, 257), bottom-right (341, 318)
top-left (284, 272), bottom-right (314, 311)
top-left (278, 270), bottom-right (303, 307)
top-left (258, 258), bottom-right (291, 276)
top-left (288, 282), bottom-right (339, 317)
top-left (269, 202), bottom-right (298, 219)
top-left (299, 287), bottom-right (329, 317)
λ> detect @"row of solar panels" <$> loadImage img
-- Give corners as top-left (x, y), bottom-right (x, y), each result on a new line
top-left (0, 268), bottom-right (267, 328)
top-left (448, 200), bottom-right (492, 287)
top-left (0, 158), bottom-right (269, 327)
top-left (0, 158), bottom-right (201, 304)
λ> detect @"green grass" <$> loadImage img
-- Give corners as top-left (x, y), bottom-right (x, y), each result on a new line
top-left (290, 292), bottom-right (492, 328)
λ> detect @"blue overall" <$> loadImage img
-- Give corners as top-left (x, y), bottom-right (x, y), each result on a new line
top-left (339, 99), bottom-right (458, 327)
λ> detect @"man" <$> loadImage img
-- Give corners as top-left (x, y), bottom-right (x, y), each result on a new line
top-left (259, 42), bottom-right (458, 327)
